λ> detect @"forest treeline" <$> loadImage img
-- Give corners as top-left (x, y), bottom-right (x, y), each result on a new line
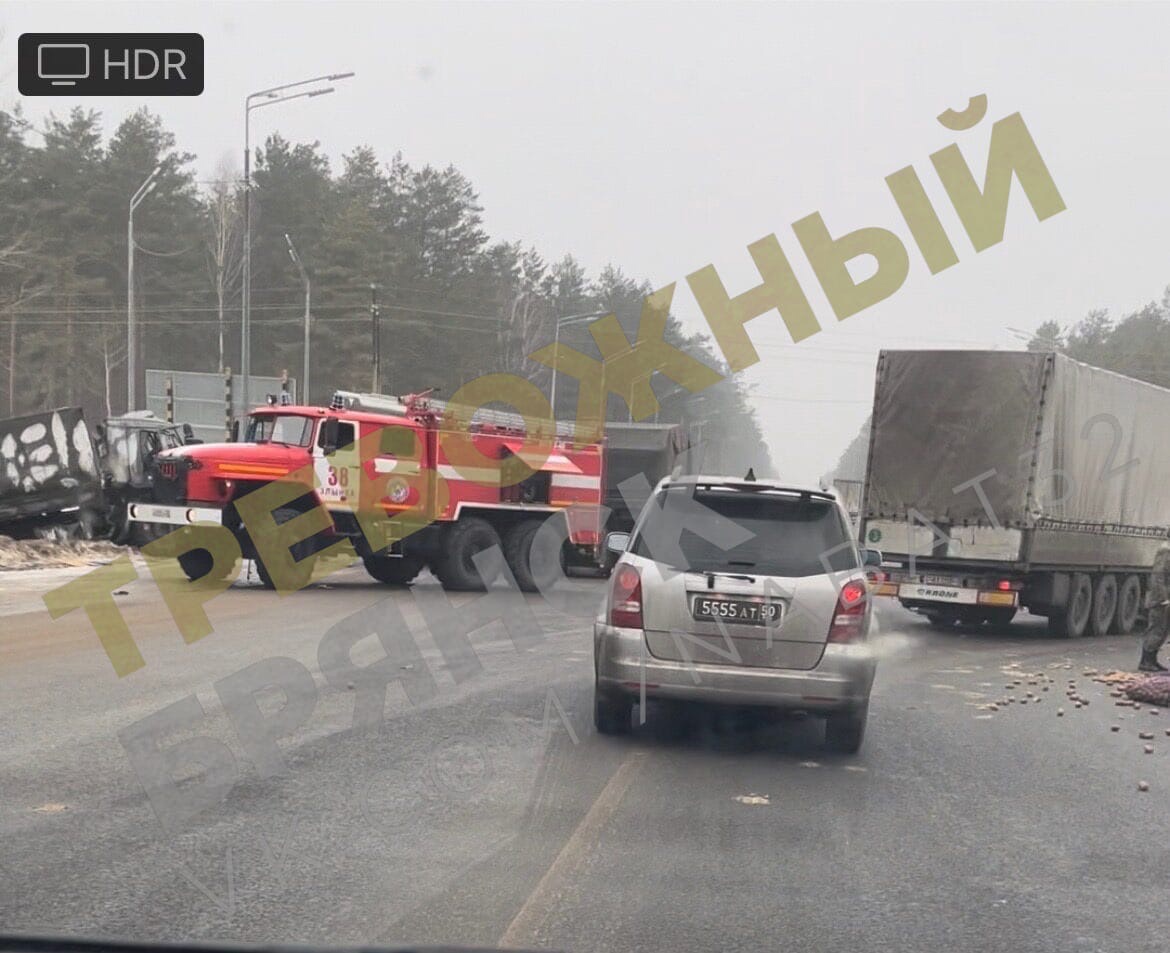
top-left (0, 106), bottom-right (773, 475)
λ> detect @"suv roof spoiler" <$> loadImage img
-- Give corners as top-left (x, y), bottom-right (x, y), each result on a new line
top-left (668, 479), bottom-right (838, 502)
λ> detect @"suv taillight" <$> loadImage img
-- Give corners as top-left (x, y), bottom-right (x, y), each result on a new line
top-left (828, 579), bottom-right (868, 643)
top-left (609, 564), bottom-right (643, 629)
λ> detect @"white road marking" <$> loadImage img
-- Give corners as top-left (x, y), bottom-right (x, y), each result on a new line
top-left (499, 750), bottom-right (646, 947)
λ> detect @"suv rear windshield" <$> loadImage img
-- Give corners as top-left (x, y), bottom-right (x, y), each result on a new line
top-left (631, 486), bottom-right (857, 577)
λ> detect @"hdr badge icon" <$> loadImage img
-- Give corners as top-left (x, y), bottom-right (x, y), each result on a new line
top-left (18, 33), bottom-right (204, 96)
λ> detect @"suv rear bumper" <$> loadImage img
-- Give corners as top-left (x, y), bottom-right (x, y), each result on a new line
top-left (594, 623), bottom-right (876, 711)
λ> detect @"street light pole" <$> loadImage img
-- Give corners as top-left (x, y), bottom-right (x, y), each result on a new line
top-left (285, 234), bottom-right (310, 403)
top-left (549, 310), bottom-right (608, 418)
top-left (627, 370), bottom-right (654, 423)
top-left (241, 71), bottom-right (354, 416)
top-left (370, 284), bottom-right (381, 392)
top-left (127, 164), bottom-right (162, 413)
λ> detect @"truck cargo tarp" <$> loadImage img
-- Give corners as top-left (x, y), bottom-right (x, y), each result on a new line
top-left (865, 351), bottom-right (1047, 526)
top-left (0, 407), bottom-right (100, 524)
top-left (603, 424), bottom-right (689, 524)
top-left (604, 424), bottom-right (687, 454)
top-left (865, 351), bottom-right (1170, 531)
top-left (1037, 357), bottom-right (1170, 529)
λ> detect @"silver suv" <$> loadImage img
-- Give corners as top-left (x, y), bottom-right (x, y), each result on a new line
top-left (593, 474), bottom-right (880, 752)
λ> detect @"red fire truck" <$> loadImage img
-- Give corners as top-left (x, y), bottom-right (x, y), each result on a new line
top-left (127, 390), bottom-right (606, 591)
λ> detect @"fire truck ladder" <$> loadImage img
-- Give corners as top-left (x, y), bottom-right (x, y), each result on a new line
top-left (329, 390), bottom-right (599, 443)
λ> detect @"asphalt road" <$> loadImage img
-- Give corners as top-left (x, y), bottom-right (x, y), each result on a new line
top-left (2, 559), bottom-right (1169, 953)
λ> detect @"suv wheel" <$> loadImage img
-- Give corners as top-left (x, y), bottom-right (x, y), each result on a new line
top-left (824, 704), bottom-right (868, 754)
top-left (594, 689), bottom-right (632, 735)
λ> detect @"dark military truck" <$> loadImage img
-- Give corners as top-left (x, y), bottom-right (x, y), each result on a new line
top-left (861, 350), bottom-right (1170, 637)
top-left (0, 407), bottom-right (193, 543)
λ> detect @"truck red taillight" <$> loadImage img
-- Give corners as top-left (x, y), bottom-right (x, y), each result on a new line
top-left (828, 579), bottom-right (869, 643)
top-left (609, 564), bottom-right (643, 629)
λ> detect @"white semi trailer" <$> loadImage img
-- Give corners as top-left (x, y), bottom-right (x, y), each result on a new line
top-left (860, 350), bottom-right (1170, 638)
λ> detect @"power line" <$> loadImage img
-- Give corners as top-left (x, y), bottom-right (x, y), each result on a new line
top-left (0, 315), bottom-right (502, 334)
top-left (0, 302), bottom-right (505, 322)
top-left (131, 279), bottom-right (528, 306)
top-left (752, 394), bottom-right (871, 405)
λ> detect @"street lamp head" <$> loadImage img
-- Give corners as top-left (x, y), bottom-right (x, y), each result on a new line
top-left (558, 310), bottom-right (609, 327)
top-left (308, 87), bottom-right (335, 98)
top-left (327, 72), bottom-right (355, 81)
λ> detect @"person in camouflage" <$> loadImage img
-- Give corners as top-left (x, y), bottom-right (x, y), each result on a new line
top-left (1139, 536), bottom-right (1170, 672)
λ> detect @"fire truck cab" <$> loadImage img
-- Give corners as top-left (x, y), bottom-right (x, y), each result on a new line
top-left (129, 390), bottom-right (605, 591)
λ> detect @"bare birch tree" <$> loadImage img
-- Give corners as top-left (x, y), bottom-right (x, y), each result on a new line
top-left (204, 155), bottom-right (244, 373)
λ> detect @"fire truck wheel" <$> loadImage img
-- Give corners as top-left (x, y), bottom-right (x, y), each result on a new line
top-left (434, 517), bottom-right (504, 591)
top-left (503, 520), bottom-right (543, 592)
top-left (363, 554), bottom-right (423, 586)
top-left (177, 548), bottom-right (231, 583)
top-left (244, 506), bottom-right (322, 591)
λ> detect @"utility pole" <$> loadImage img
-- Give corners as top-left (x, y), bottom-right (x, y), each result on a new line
top-left (549, 310), bottom-right (608, 418)
top-left (370, 284), bottom-right (381, 392)
top-left (284, 234), bottom-right (310, 403)
top-left (127, 165), bottom-right (162, 412)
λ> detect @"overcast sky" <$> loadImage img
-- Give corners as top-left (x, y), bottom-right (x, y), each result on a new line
top-left (4, 1), bottom-right (1170, 484)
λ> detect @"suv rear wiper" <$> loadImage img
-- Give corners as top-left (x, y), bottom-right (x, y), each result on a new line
top-left (699, 569), bottom-right (757, 587)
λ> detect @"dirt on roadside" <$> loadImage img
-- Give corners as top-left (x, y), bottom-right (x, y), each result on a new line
top-left (0, 534), bottom-right (125, 571)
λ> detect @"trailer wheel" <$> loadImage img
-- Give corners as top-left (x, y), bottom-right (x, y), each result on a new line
top-left (922, 607), bottom-right (960, 628)
top-left (433, 517), bottom-right (503, 591)
top-left (1049, 572), bottom-right (1093, 638)
top-left (976, 607), bottom-right (1016, 628)
top-left (1116, 574), bottom-right (1143, 634)
top-left (1089, 574), bottom-right (1118, 637)
top-left (363, 554), bottom-right (423, 586)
